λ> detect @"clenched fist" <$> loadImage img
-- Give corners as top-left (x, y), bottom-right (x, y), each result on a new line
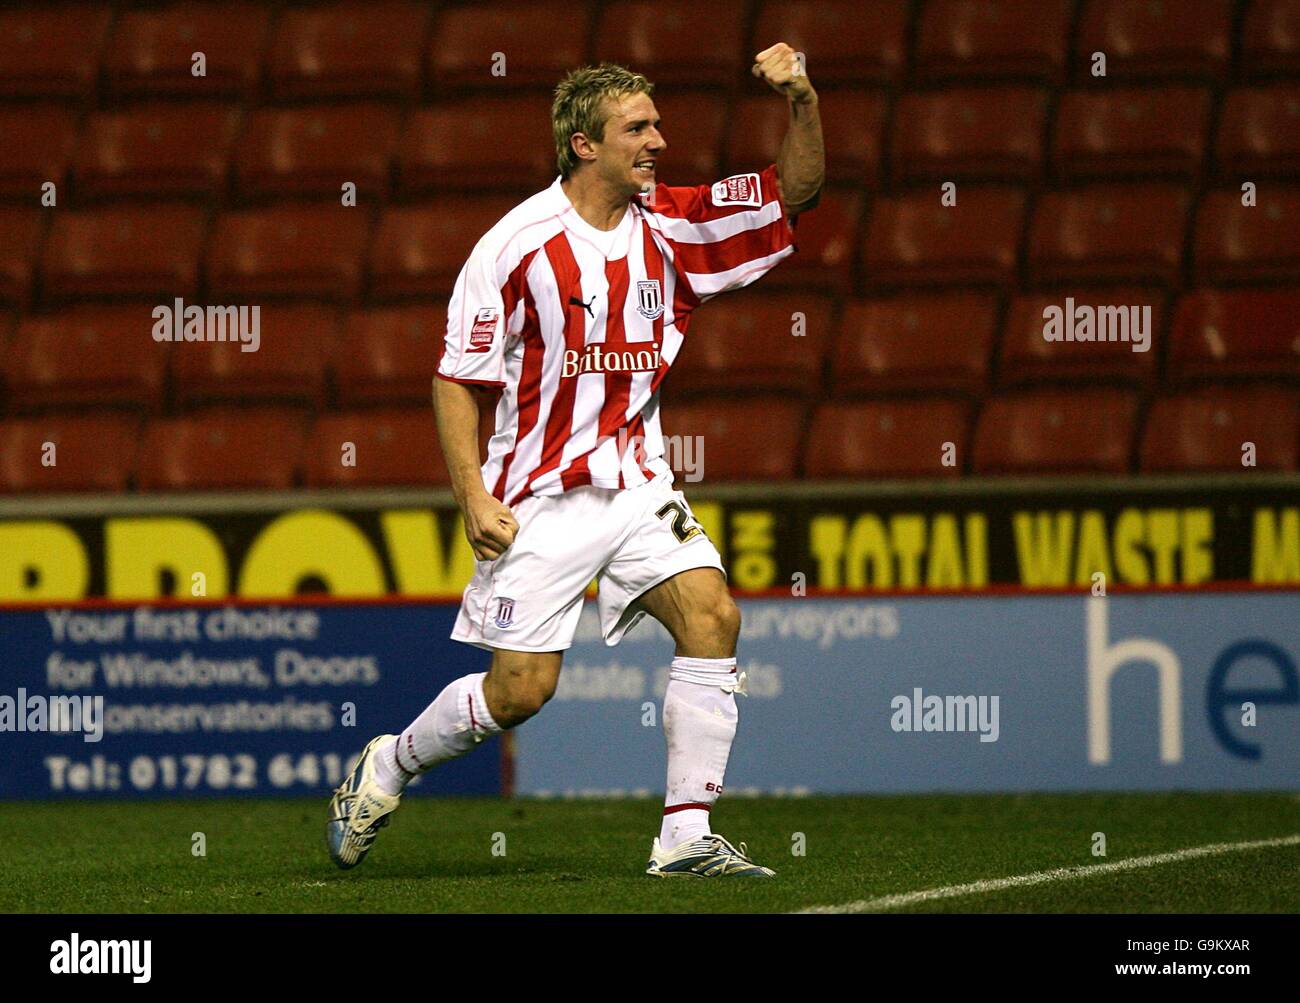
top-left (462, 491), bottom-right (519, 561)
top-left (752, 42), bottom-right (816, 104)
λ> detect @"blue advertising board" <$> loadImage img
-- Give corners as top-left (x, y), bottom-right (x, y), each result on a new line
top-left (1, 591), bottom-right (1296, 799)
top-left (0, 601), bottom-right (500, 799)
top-left (514, 591), bottom-right (1300, 795)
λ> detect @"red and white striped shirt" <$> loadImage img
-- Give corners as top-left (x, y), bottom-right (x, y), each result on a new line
top-left (437, 163), bottom-right (797, 506)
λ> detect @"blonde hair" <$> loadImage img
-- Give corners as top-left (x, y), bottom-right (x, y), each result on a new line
top-left (552, 63), bottom-right (654, 180)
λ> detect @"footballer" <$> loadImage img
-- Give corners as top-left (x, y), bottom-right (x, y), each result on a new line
top-left (328, 44), bottom-right (824, 877)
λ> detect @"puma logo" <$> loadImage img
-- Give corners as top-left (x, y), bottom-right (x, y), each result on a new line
top-left (569, 294), bottom-right (597, 318)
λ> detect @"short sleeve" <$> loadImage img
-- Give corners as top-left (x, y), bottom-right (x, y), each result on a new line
top-left (646, 163), bottom-right (798, 304)
top-left (437, 246), bottom-right (509, 388)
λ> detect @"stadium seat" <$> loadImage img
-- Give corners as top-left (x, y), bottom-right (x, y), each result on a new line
top-left (42, 205), bottom-right (206, 301)
top-left (234, 104), bottom-right (402, 200)
top-left (105, 3), bottom-right (271, 98)
top-left (863, 188), bottom-right (1025, 288)
top-left (0, 207), bottom-right (45, 307)
top-left (0, 412), bottom-right (141, 492)
top-left (428, 1), bottom-right (591, 91)
top-left (1027, 185), bottom-right (1188, 286)
top-left (207, 204), bottom-right (370, 301)
top-left (1075, 0), bottom-right (1232, 80)
top-left (914, 0), bottom-right (1071, 84)
top-left (398, 96), bottom-right (561, 194)
top-left (1140, 385), bottom-right (1299, 472)
top-left (74, 104), bottom-right (240, 199)
top-left (336, 304), bottom-right (444, 406)
top-left (266, 2), bottom-right (431, 100)
top-left (0, 105), bottom-right (79, 199)
top-left (594, 1), bottom-right (746, 88)
top-left (1052, 87), bottom-right (1211, 180)
top-left (369, 197), bottom-right (521, 299)
top-left (805, 399), bottom-right (973, 478)
top-left (1193, 188), bottom-right (1300, 284)
top-left (726, 90), bottom-right (886, 185)
top-left (1168, 289), bottom-right (1300, 382)
top-left (832, 293), bottom-right (998, 396)
top-left (999, 289), bottom-right (1164, 387)
top-left (754, 188), bottom-right (861, 292)
top-left (1241, 0), bottom-right (1300, 77)
top-left (659, 397), bottom-right (805, 482)
top-left (972, 388), bottom-right (1139, 474)
top-left (4, 305), bottom-right (167, 413)
top-left (304, 407), bottom-right (450, 487)
top-left (1215, 86), bottom-right (1300, 178)
top-left (171, 304), bottom-right (338, 409)
top-left (647, 92), bottom-right (727, 188)
top-left (135, 407), bottom-right (308, 491)
top-left (669, 292), bottom-right (834, 395)
top-left (0, 4), bottom-right (111, 99)
top-left (891, 88), bottom-right (1048, 182)
top-left (753, 0), bottom-right (909, 85)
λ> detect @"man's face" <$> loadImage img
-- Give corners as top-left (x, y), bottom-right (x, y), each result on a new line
top-left (587, 91), bottom-right (666, 195)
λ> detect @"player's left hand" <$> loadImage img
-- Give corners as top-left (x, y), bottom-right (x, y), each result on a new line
top-left (752, 43), bottom-right (816, 104)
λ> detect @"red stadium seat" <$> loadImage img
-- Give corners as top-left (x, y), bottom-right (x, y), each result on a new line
top-left (304, 407), bottom-right (450, 487)
top-left (726, 90), bottom-right (886, 186)
top-left (42, 205), bottom-right (206, 301)
top-left (1168, 289), bottom-right (1300, 382)
top-left (0, 4), bottom-right (111, 99)
top-left (398, 96), bottom-right (557, 194)
top-left (648, 92), bottom-right (727, 188)
top-left (1027, 185), bottom-right (1188, 286)
top-left (1241, 0), bottom-right (1300, 77)
top-left (806, 399), bottom-right (973, 478)
top-left (0, 412), bottom-right (141, 492)
top-left (1140, 385), bottom-right (1299, 472)
top-left (758, 188), bottom-right (861, 292)
top-left (753, 0), bottom-right (910, 86)
top-left (235, 104), bottom-right (401, 200)
top-left (136, 407), bottom-right (308, 491)
top-left (1000, 289), bottom-right (1164, 387)
top-left (207, 204), bottom-right (370, 301)
top-left (0, 208), bottom-right (45, 307)
top-left (266, 2), bottom-right (431, 99)
top-left (594, 1), bottom-right (746, 88)
top-left (915, 0), bottom-right (1071, 84)
top-left (669, 292), bottom-right (834, 395)
top-left (170, 304), bottom-right (338, 409)
top-left (659, 397), bottom-right (805, 482)
top-left (973, 388), bottom-right (1139, 474)
top-left (369, 197), bottom-right (519, 299)
top-left (1215, 87), bottom-right (1300, 178)
top-left (891, 88), bottom-right (1048, 183)
top-left (863, 187), bottom-right (1025, 288)
top-left (1194, 188), bottom-right (1300, 284)
top-left (1076, 0), bottom-right (1232, 80)
top-left (833, 293), bottom-right (998, 396)
top-left (429, 2), bottom-right (591, 91)
top-left (1052, 88), bottom-right (1211, 180)
top-left (337, 304), bottom-right (444, 406)
top-left (0, 105), bottom-right (79, 198)
top-left (105, 3), bottom-right (271, 98)
top-left (5, 305), bottom-right (167, 412)
top-left (75, 104), bottom-right (240, 199)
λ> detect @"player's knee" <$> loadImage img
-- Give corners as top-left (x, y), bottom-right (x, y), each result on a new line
top-left (687, 594), bottom-right (741, 649)
top-left (496, 670), bottom-right (556, 722)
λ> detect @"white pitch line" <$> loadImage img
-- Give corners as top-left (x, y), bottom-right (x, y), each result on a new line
top-left (797, 834), bottom-right (1300, 914)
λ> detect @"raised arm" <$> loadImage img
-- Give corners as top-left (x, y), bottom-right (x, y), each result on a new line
top-left (752, 42), bottom-right (824, 215)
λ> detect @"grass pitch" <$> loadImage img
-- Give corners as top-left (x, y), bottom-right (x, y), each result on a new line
top-left (2, 793), bottom-right (1297, 913)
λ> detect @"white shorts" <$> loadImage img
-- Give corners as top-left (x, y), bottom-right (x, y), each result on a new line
top-left (451, 471), bottom-right (724, 652)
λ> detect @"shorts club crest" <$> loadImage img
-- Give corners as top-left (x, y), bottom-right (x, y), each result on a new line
top-left (494, 598), bottom-right (516, 629)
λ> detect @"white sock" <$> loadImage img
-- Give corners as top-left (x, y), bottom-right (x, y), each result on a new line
top-left (373, 671), bottom-right (501, 796)
top-left (658, 656), bottom-right (742, 850)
